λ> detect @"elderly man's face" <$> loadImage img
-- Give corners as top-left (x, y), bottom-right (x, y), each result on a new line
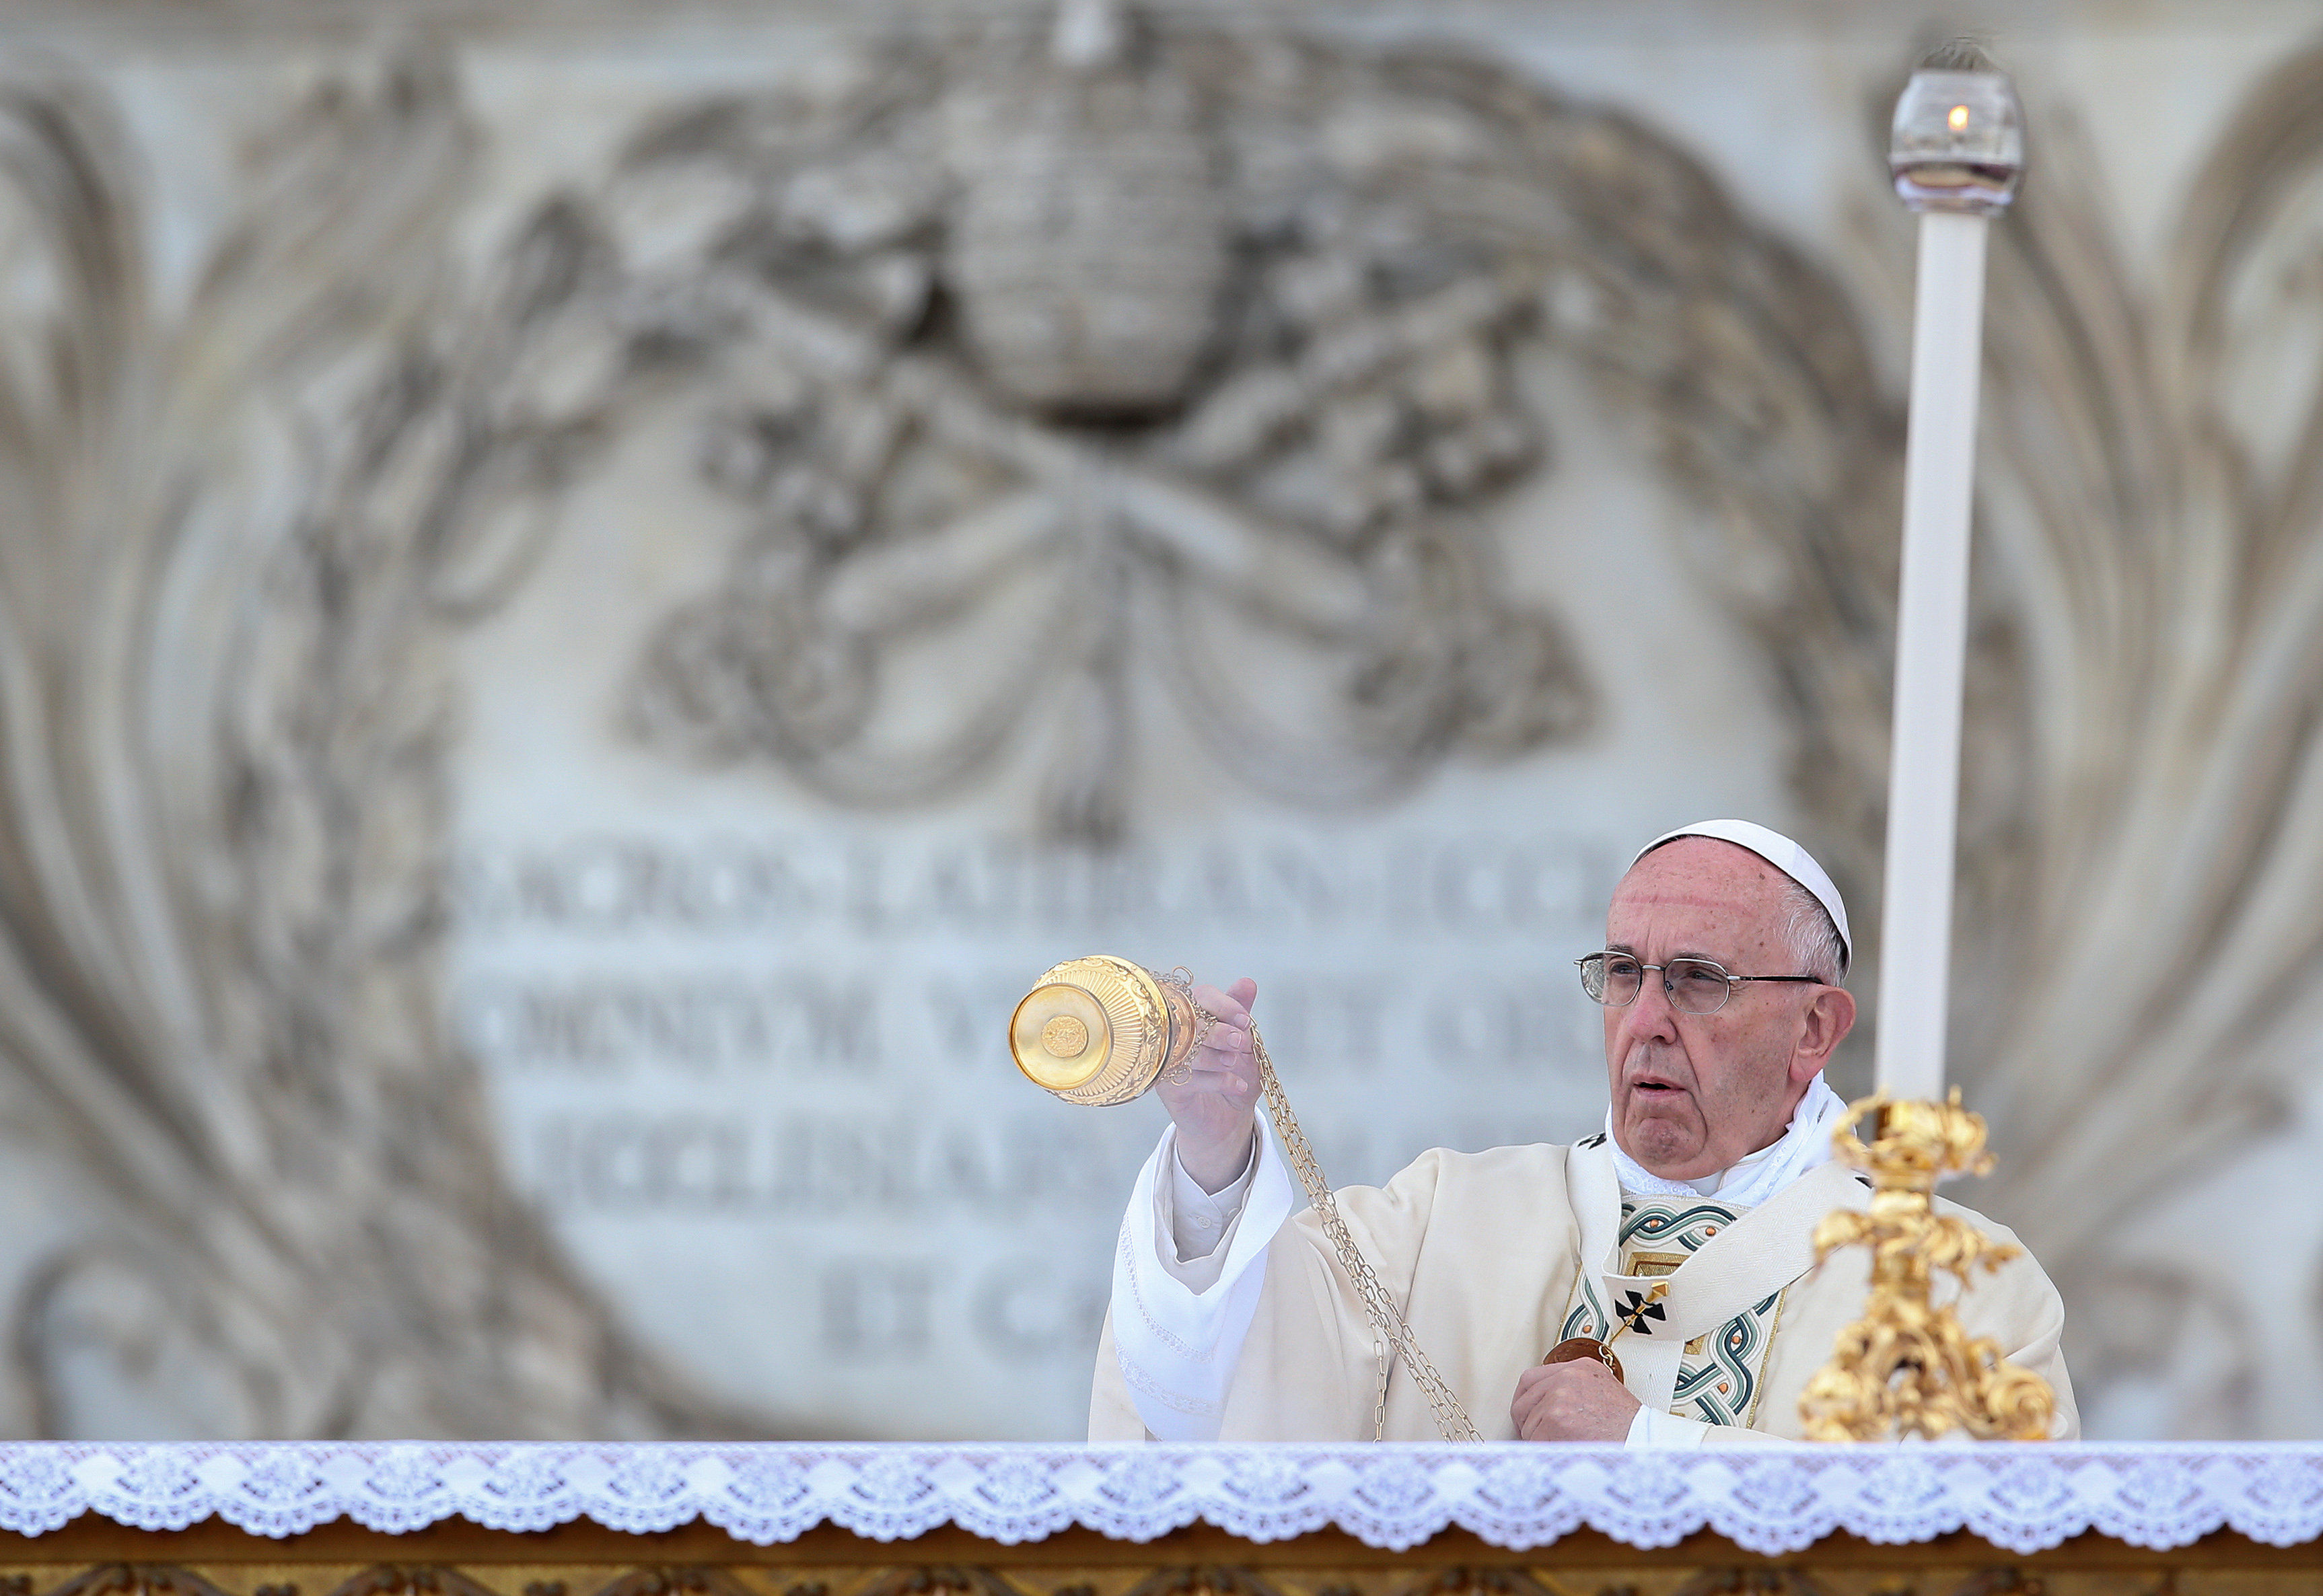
top-left (1602, 838), bottom-right (1853, 1179)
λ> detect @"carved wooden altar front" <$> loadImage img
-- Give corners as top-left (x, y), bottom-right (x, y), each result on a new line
top-left (1, 1511), bottom-right (2311, 1596)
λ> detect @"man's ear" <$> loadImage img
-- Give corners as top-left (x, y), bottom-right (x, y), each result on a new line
top-left (1793, 986), bottom-right (1857, 1085)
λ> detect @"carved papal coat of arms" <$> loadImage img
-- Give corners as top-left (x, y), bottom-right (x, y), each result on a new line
top-left (611, 0), bottom-right (1635, 842)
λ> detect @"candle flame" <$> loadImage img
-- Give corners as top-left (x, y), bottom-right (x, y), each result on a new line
top-left (1947, 104), bottom-right (1970, 132)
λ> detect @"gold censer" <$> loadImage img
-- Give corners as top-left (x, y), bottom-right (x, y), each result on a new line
top-left (1009, 955), bottom-right (1207, 1105)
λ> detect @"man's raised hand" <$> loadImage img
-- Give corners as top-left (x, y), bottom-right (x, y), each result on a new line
top-left (1157, 977), bottom-right (1262, 1192)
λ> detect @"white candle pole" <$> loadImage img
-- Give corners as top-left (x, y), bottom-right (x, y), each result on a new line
top-left (1871, 55), bottom-right (2024, 1103)
top-left (1801, 58), bottom-right (2059, 1438)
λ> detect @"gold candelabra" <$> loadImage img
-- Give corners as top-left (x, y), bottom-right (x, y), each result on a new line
top-left (1797, 1091), bottom-right (2057, 1441)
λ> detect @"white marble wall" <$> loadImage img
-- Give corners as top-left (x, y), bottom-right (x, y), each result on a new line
top-left (0, 0), bottom-right (2315, 1441)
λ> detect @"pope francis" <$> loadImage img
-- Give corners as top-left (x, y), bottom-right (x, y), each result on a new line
top-left (1089, 820), bottom-right (2077, 1445)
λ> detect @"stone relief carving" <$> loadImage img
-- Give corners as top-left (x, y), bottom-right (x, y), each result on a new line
top-left (0, 11), bottom-right (1908, 1434)
top-left (0, 0), bottom-right (2311, 1435)
top-left (0, 61), bottom-right (750, 1437)
top-left (617, 5), bottom-right (1600, 842)
top-left (1953, 46), bottom-right (2323, 1430)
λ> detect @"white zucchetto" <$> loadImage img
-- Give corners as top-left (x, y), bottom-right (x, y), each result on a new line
top-left (1633, 818), bottom-right (1851, 975)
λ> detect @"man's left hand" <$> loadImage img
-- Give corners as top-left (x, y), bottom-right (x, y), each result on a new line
top-left (1510, 1357), bottom-right (1641, 1441)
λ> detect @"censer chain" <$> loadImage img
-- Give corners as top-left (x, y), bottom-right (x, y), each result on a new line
top-left (1250, 1027), bottom-right (1482, 1443)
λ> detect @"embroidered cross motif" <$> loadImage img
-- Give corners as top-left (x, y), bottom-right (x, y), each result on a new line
top-left (1561, 1197), bottom-right (1788, 1426)
top-left (1614, 1287), bottom-right (1669, 1336)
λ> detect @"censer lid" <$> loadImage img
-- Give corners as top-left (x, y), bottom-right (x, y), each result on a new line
top-left (1010, 980), bottom-right (1114, 1093)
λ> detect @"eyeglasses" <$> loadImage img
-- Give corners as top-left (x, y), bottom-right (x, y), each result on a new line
top-left (1575, 952), bottom-right (1824, 1016)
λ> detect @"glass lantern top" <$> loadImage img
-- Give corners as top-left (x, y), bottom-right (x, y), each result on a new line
top-left (1891, 68), bottom-right (2025, 213)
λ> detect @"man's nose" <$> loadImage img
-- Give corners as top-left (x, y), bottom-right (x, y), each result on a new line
top-left (1614, 968), bottom-right (1680, 1048)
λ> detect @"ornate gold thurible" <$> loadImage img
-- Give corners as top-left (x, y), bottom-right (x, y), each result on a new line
top-left (1797, 1091), bottom-right (2058, 1441)
top-left (1009, 955), bottom-right (1203, 1105)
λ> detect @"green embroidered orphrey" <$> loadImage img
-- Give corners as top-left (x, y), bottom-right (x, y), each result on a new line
top-left (1560, 1198), bottom-right (1786, 1428)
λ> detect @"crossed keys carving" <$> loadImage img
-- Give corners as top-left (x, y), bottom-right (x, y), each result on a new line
top-left (610, 14), bottom-right (1598, 841)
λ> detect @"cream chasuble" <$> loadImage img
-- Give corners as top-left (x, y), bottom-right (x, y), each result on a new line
top-left (1091, 1133), bottom-right (2078, 1443)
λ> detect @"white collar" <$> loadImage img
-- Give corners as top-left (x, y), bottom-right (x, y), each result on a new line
top-left (1603, 1073), bottom-right (1849, 1210)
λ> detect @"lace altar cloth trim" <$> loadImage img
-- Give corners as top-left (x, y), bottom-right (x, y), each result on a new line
top-left (0, 1444), bottom-right (2315, 1555)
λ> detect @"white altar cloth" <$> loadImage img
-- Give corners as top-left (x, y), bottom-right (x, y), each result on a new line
top-left (0, 1443), bottom-right (2313, 1556)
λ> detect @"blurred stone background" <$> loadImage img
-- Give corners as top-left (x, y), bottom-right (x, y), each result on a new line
top-left (0, 0), bottom-right (2314, 1441)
